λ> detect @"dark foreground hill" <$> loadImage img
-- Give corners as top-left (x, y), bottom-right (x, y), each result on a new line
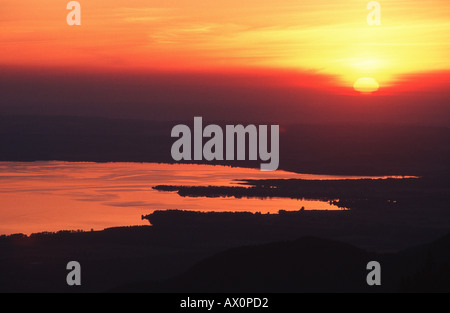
top-left (1, 211), bottom-right (450, 293)
top-left (112, 237), bottom-right (379, 293)
top-left (397, 232), bottom-right (450, 292)
top-left (111, 232), bottom-right (450, 293)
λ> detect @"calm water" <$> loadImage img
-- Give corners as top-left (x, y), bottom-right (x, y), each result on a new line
top-left (0, 162), bottom-right (409, 235)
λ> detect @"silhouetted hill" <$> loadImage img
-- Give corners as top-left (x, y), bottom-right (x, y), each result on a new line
top-left (0, 115), bottom-right (449, 175)
top-left (112, 232), bottom-right (450, 293)
top-left (1, 218), bottom-right (450, 292)
top-left (112, 236), bottom-right (387, 293)
top-left (398, 232), bottom-right (450, 292)
top-left (166, 237), bottom-right (377, 293)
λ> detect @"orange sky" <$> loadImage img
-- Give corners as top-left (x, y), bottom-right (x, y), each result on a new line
top-left (1, 0), bottom-right (450, 89)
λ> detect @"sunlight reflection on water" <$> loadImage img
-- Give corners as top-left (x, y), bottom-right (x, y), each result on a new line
top-left (0, 161), bottom-right (413, 235)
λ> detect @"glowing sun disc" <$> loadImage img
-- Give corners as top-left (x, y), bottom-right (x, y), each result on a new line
top-left (353, 77), bottom-right (380, 94)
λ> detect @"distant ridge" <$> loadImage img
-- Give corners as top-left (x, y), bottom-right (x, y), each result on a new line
top-left (112, 236), bottom-right (381, 293)
top-left (112, 232), bottom-right (450, 293)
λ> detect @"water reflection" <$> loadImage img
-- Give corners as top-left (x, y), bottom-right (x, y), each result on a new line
top-left (0, 161), bottom-right (410, 235)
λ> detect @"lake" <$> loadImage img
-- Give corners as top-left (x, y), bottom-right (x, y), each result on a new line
top-left (0, 161), bottom-right (409, 235)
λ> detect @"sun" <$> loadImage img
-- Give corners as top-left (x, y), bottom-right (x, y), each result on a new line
top-left (353, 77), bottom-right (380, 94)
